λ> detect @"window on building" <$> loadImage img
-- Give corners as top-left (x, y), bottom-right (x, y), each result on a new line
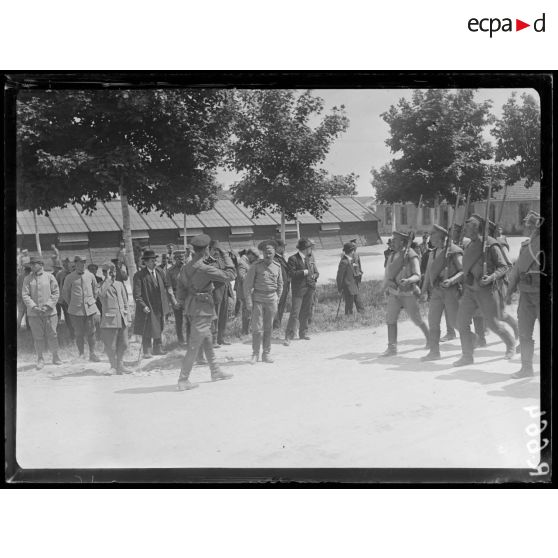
top-left (519, 202), bottom-right (531, 222)
top-left (400, 205), bottom-right (407, 225)
top-left (422, 206), bottom-right (431, 225)
top-left (385, 206), bottom-right (392, 226)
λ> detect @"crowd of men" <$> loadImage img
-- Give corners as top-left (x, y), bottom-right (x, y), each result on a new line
top-left (17, 208), bottom-right (541, 387)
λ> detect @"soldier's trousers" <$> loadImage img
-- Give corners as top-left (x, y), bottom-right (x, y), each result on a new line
top-left (428, 286), bottom-right (459, 352)
top-left (273, 281), bottom-right (290, 329)
top-left (285, 287), bottom-right (315, 339)
top-left (456, 286), bottom-right (515, 358)
top-left (56, 302), bottom-right (74, 337)
top-left (217, 293), bottom-right (229, 344)
top-left (28, 314), bottom-right (59, 359)
top-left (518, 290), bottom-right (539, 368)
top-left (386, 293), bottom-right (424, 326)
top-left (251, 300), bottom-right (277, 356)
top-left (101, 326), bottom-right (128, 369)
top-left (70, 314), bottom-right (98, 356)
top-left (173, 307), bottom-right (186, 344)
top-left (179, 315), bottom-right (220, 382)
top-left (239, 298), bottom-right (251, 335)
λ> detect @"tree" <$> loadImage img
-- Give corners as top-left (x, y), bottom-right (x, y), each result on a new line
top-left (323, 172), bottom-right (359, 196)
top-left (491, 92), bottom-right (541, 187)
top-left (17, 89), bottom-right (233, 277)
top-left (372, 89), bottom-right (501, 207)
top-left (228, 89), bottom-right (349, 241)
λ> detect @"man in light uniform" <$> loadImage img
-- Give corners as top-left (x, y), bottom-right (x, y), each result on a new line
top-left (236, 247), bottom-right (259, 335)
top-left (168, 250), bottom-right (187, 346)
top-left (381, 231), bottom-right (430, 357)
top-left (420, 224), bottom-right (463, 361)
top-left (176, 234), bottom-right (237, 391)
top-left (244, 241), bottom-right (283, 364)
top-left (22, 256), bottom-right (63, 369)
top-left (505, 210), bottom-right (542, 379)
top-left (454, 214), bottom-right (515, 366)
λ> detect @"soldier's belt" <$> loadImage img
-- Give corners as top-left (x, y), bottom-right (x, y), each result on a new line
top-left (193, 292), bottom-right (213, 303)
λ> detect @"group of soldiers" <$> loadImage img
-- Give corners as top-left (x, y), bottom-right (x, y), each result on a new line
top-left (381, 209), bottom-right (542, 380)
top-left (17, 208), bottom-right (541, 387)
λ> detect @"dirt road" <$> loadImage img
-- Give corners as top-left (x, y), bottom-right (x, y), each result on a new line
top-left (16, 318), bottom-right (539, 469)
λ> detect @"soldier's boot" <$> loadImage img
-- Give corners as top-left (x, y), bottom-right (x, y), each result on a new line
top-left (152, 339), bottom-right (167, 356)
top-left (52, 352), bottom-right (63, 365)
top-left (511, 339), bottom-right (535, 379)
top-left (252, 332), bottom-right (262, 364)
top-left (473, 317), bottom-right (487, 347)
top-left (76, 337), bottom-right (85, 358)
top-left (380, 324), bottom-right (397, 357)
top-left (211, 366), bottom-right (233, 382)
top-left (205, 341), bottom-right (233, 381)
top-left (261, 353), bottom-right (274, 364)
top-left (177, 361), bottom-right (199, 391)
top-left (503, 313), bottom-right (519, 340)
top-left (116, 355), bottom-right (133, 375)
top-left (250, 354), bottom-right (260, 365)
top-left (421, 329), bottom-right (441, 361)
top-left (418, 322), bottom-right (430, 349)
top-left (440, 331), bottom-right (456, 342)
top-left (454, 330), bottom-right (474, 367)
top-left (34, 340), bottom-right (46, 370)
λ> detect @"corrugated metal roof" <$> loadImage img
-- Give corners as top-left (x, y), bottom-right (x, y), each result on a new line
top-left (317, 208), bottom-right (341, 224)
top-left (338, 197), bottom-right (379, 222)
top-left (266, 210), bottom-right (297, 225)
top-left (104, 200), bottom-right (149, 230)
top-left (197, 207), bottom-right (229, 228)
top-left (17, 210), bottom-right (57, 235)
top-left (48, 206), bottom-right (89, 233)
top-left (215, 200), bottom-right (254, 227)
top-left (171, 212), bottom-right (205, 230)
top-left (296, 211), bottom-right (320, 224)
top-left (138, 209), bottom-right (178, 230)
top-left (77, 202), bottom-right (120, 232)
top-left (328, 198), bottom-right (362, 222)
top-left (236, 204), bottom-right (278, 226)
top-left (16, 222), bottom-right (22, 235)
top-left (493, 179), bottom-right (540, 201)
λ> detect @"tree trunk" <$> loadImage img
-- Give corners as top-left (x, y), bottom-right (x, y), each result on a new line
top-left (280, 211), bottom-right (286, 244)
top-left (183, 211), bottom-right (188, 253)
top-left (295, 216), bottom-right (300, 239)
top-left (391, 203), bottom-right (396, 233)
top-left (33, 210), bottom-right (42, 256)
top-left (119, 182), bottom-right (137, 280)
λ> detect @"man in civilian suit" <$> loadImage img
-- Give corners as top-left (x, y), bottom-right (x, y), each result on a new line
top-left (337, 242), bottom-right (365, 315)
top-left (133, 250), bottom-right (178, 358)
top-left (283, 238), bottom-right (317, 345)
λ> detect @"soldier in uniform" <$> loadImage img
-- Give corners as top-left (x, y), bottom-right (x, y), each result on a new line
top-left (381, 231), bottom-right (430, 357)
top-left (235, 247), bottom-right (259, 335)
top-left (383, 239), bottom-right (393, 268)
top-left (244, 241), bottom-right (283, 364)
top-left (453, 214), bottom-right (516, 366)
top-left (505, 210), bottom-right (542, 379)
top-left (273, 240), bottom-right (291, 330)
top-left (167, 250), bottom-right (188, 346)
top-left (420, 224), bottom-right (463, 361)
top-left (175, 234), bottom-right (236, 391)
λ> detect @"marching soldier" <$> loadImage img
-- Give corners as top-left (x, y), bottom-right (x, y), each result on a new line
top-left (420, 224), bottom-right (463, 361)
top-left (175, 234), bottom-right (236, 391)
top-left (381, 231), bottom-right (430, 357)
top-left (244, 241), bottom-right (283, 364)
top-left (454, 214), bottom-right (516, 366)
top-left (505, 210), bottom-right (542, 379)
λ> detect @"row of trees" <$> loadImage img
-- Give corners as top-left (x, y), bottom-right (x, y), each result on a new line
top-left (17, 89), bottom-right (353, 277)
top-left (372, 90), bottom-right (541, 212)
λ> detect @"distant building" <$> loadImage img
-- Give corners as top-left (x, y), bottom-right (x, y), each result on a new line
top-left (374, 179), bottom-right (540, 236)
top-left (17, 197), bottom-right (381, 268)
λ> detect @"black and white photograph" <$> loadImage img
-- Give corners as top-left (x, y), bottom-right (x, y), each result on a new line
top-left (4, 73), bottom-right (551, 481)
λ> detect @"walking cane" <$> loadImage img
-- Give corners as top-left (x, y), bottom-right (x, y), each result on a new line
top-left (136, 310), bottom-right (150, 368)
top-left (335, 294), bottom-right (343, 319)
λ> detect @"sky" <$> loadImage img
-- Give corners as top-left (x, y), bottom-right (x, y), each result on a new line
top-left (216, 87), bottom-right (537, 197)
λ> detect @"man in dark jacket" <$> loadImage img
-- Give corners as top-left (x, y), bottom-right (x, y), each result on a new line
top-left (273, 239), bottom-right (290, 330)
top-left (283, 238), bottom-right (318, 345)
top-left (133, 250), bottom-right (178, 358)
top-left (337, 243), bottom-right (365, 315)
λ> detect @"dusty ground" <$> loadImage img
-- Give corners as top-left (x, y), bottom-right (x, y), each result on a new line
top-left (16, 313), bottom-right (540, 469)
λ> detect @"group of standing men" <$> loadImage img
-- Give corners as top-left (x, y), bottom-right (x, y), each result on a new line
top-left (381, 209), bottom-right (541, 379)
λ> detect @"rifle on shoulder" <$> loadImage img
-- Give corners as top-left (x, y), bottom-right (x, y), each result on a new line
top-left (482, 182), bottom-right (493, 277)
top-left (443, 187), bottom-right (461, 279)
top-left (457, 185), bottom-right (472, 246)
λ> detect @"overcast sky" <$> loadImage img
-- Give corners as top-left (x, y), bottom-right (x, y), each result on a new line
top-left (216, 88), bottom-right (537, 197)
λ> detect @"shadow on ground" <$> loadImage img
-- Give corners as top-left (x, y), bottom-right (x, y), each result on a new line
top-left (487, 377), bottom-right (540, 400)
top-left (51, 368), bottom-right (110, 380)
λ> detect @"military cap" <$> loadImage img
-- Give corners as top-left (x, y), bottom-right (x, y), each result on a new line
top-left (392, 231), bottom-right (410, 241)
top-left (246, 247), bottom-right (260, 257)
top-left (349, 238), bottom-right (357, 244)
top-left (63, 257), bottom-right (71, 264)
top-left (87, 263), bottom-right (98, 271)
top-left (173, 250), bottom-right (185, 258)
top-left (258, 239), bottom-right (276, 251)
top-left (343, 242), bottom-right (355, 253)
top-left (74, 255), bottom-right (87, 263)
top-left (275, 239), bottom-right (286, 248)
top-left (296, 238), bottom-right (312, 250)
top-left (432, 224), bottom-right (448, 236)
top-left (141, 249), bottom-right (158, 260)
top-left (190, 234), bottom-right (211, 249)
top-left (523, 210), bottom-right (542, 226)
top-left (101, 261), bottom-right (111, 271)
top-left (466, 213), bottom-right (484, 225)
top-left (29, 256), bottom-right (44, 265)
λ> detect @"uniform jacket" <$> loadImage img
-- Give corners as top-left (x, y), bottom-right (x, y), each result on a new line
top-left (176, 255), bottom-right (236, 319)
top-left (336, 255), bottom-right (359, 295)
top-left (99, 278), bottom-right (129, 329)
top-left (384, 248), bottom-right (420, 296)
top-left (167, 262), bottom-right (184, 293)
top-left (22, 270), bottom-right (60, 317)
top-left (55, 268), bottom-right (71, 303)
top-left (274, 253), bottom-right (290, 285)
top-left (133, 266), bottom-right (177, 335)
top-left (243, 259), bottom-right (283, 304)
top-left (288, 252), bottom-right (318, 297)
top-left (508, 235), bottom-right (541, 294)
top-left (422, 243), bottom-right (463, 292)
top-left (62, 270), bottom-right (100, 316)
top-left (235, 255), bottom-right (251, 301)
top-left (462, 237), bottom-right (508, 289)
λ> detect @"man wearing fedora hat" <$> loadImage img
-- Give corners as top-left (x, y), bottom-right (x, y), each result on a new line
top-left (175, 234), bottom-right (237, 391)
top-left (62, 255), bottom-right (101, 361)
top-left (133, 249), bottom-right (178, 358)
top-left (454, 214), bottom-right (516, 367)
top-left (381, 230), bottom-right (430, 356)
top-left (420, 224), bottom-right (463, 361)
top-left (22, 256), bottom-right (63, 369)
top-left (283, 238), bottom-right (318, 345)
top-left (337, 242), bottom-right (365, 315)
top-left (505, 210), bottom-right (542, 378)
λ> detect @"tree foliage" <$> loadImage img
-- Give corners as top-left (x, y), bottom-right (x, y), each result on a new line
top-left (372, 89), bottom-right (500, 206)
top-left (228, 89), bottom-right (349, 221)
top-left (323, 172), bottom-right (359, 196)
top-left (491, 92), bottom-right (541, 187)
